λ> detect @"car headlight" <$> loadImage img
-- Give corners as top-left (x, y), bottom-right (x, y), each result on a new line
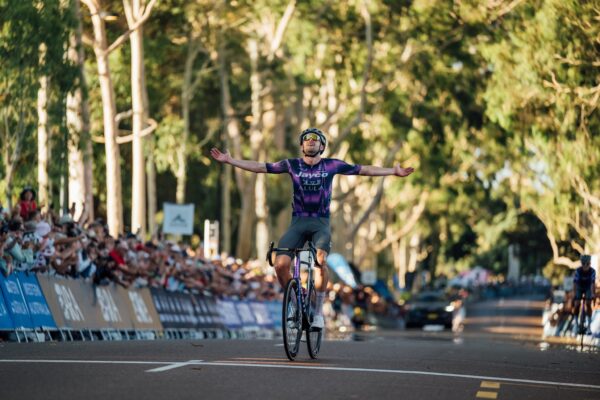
top-left (445, 305), bottom-right (455, 312)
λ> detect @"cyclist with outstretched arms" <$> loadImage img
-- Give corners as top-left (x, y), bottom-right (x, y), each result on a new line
top-left (210, 128), bottom-right (414, 329)
top-left (573, 254), bottom-right (596, 333)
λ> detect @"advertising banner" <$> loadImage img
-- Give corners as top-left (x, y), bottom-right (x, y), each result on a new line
top-left (0, 273), bottom-right (33, 329)
top-left (37, 275), bottom-right (107, 330)
top-left (266, 301), bottom-right (281, 330)
top-left (94, 284), bottom-right (133, 330)
top-left (119, 287), bottom-right (162, 331)
top-left (234, 301), bottom-right (258, 329)
top-left (192, 295), bottom-right (224, 330)
top-left (0, 289), bottom-right (13, 330)
top-left (16, 272), bottom-right (56, 329)
top-left (150, 288), bottom-right (198, 329)
top-left (248, 301), bottom-right (274, 328)
top-left (217, 299), bottom-right (242, 329)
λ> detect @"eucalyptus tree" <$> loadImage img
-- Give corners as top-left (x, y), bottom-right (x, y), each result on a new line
top-left (0, 0), bottom-right (75, 210)
top-left (480, 0), bottom-right (600, 268)
top-left (80, 0), bottom-right (156, 237)
top-left (67, 0), bottom-right (94, 223)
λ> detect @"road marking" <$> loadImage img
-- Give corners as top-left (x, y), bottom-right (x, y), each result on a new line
top-left (476, 391), bottom-right (498, 399)
top-left (1, 359), bottom-right (599, 390)
top-left (188, 361), bottom-right (600, 390)
top-left (217, 360), bottom-right (331, 367)
top-left (481, 381), bottom-right (501, 389)
top-left (0, 359), bottom-right (168, 366)
top-left (146, 360), bottom-right (203, 373)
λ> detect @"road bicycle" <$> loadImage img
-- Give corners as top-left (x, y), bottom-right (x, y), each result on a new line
top-left (267, 241), bottom-right (322, 361)
top-left (575, 292), bottom-right (593, 348)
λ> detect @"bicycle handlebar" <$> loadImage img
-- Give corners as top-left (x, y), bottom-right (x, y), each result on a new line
top-left (266, 241), bottom-right (322, 267)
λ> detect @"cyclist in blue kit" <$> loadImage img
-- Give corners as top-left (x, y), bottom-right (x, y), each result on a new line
top-left (573, 254), bottom-right (596, 333)
top-left (210, 128), bottom-right (414, 328)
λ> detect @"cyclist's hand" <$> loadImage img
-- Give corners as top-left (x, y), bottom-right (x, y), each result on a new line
top-left (394, 164), bottom-right (414, 177)
top-left (210, 148), bottom-right (231, 164)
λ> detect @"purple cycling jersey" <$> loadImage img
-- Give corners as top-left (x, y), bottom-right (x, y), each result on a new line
top-left (266, 158), bottom-right (362, 218)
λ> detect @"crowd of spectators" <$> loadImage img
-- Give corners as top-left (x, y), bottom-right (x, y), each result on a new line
top-left (0, 187), bottom-right (279, 303)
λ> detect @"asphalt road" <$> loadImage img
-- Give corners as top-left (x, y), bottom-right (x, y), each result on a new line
top-left (0, 296), bottom-right (598, 400)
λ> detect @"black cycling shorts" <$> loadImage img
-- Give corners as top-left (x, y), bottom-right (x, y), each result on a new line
top-left (574, 286), bottom-right (593, 301)
top-left (277, 216), bottom-right (331, 257)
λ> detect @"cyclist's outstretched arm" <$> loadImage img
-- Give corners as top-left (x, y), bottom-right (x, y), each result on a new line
top-left (359, 164), bottom-right (414, 177)
top-left (210, 148), bottom-right (267, 173)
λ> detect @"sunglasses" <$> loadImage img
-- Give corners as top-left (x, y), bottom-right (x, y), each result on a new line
top-left (303, 133), bottom-right (320, 142)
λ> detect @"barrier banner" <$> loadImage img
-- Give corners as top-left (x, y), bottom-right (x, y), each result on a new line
top-left (0, 273), bottom-right (33, 329)
top-left (234, 301), bottom-right (258, 329)
top-left (119, 287), bottom-right (162, 331)
top-left (37, 275), bottom-right (162, 331)
top-left (16, 272), bottom-right (56, 329)
top-left (37, 275), bottom-right (108, 330)
top-left (0, 289), bottom-right (13, 330)
top-left (150, 288), bottom-right (198, 329)
top-left (248, 301), bottom-right (274, 328)
top-left (217, 299), bottom-right (243, 329)
top-left (193, 295), bottom-right (224, 330)
top-left (94, 284), bottom-right (133, 330)
top-left (266, 301), bottom-right (282, 330)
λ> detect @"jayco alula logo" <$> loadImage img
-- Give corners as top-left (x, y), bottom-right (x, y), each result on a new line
top-left (298, 171), bottom-right (328, 178)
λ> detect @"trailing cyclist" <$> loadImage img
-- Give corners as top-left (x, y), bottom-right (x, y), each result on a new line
top-left (572, 254), bottom-right (596, 334)
top-left (210, 128), bottom-right (414, 329)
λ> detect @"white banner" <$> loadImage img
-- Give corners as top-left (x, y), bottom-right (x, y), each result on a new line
top-left (162, 203), bottom-right (195, 235)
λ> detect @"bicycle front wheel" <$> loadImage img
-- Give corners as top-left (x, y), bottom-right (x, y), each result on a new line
top-left (282, 279), bottom-right (302, 360)
top-left (306, 284), bottom-right (322, 359)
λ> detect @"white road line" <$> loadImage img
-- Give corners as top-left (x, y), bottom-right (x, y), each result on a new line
top-left (0, 359), bottom-right (599, 390)
top-left (147, 360), bottom-right (203, 373)
top-left (192, 361), bottom-right (600, 390)
top-left (0, 359), bottom-right (168, 366)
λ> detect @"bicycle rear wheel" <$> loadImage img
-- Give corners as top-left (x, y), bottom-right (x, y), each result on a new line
top-left (282, 279), bottom-right (302, 360)
top-left (306, 283), bottom-right (322, 359)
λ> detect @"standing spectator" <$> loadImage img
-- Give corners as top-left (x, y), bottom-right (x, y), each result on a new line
top-left (18, 187), bottom-right (37, 221)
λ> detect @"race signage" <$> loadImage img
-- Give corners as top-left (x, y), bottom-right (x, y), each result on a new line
top-left (163, 202), bottom-right (195, 235)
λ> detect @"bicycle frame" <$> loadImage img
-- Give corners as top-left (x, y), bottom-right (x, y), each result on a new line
top-left (267, 241), bottom-right (319, 327)
top-left (292, 247), bottom-right (315, 326)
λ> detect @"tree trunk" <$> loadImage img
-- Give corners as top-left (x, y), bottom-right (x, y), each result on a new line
top-left (126, 0), bottom-right (148, 236)
top-left (177, 36), bottom-right (201, 205)
top-left (248, 39), bottom-right (264, 260)
top-left (219, 40), bottom-right (252, 259)
top-left (4, 76), bottom-right (28, 209)
top-left (85, 2), bottom-right (124, 236)
top-left (67, 0), bottom-right (92, 222)
top-left (255, 89), bottom-right (277, 258)
top-left (37, 72), bottom-right (50, 214)
top-left (146, 138), bottom-right (157, 237)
